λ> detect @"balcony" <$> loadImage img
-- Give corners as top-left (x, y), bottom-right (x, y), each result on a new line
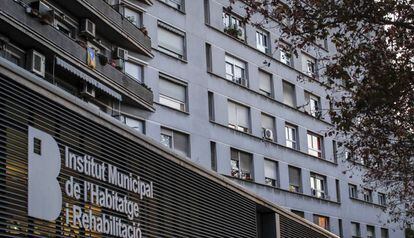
top-left (54, 0), bottom-right (153, 57)
top-left (0, 0), bottom-right (153, 110)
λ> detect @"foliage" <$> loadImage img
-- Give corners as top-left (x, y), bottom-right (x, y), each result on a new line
top-left (228, 0), bottom-right (414, 225)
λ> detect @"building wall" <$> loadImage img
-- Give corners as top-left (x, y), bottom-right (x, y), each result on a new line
top-left (130, 0), bottom-right (405, 237)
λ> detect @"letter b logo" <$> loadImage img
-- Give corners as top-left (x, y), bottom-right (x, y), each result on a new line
top-left (28, 126), bottom-right (62, 221)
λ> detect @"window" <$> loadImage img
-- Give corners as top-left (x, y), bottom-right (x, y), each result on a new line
top-left (160, 127), bottom-right (190, 157)
top-left (363, 189), bottom-right (373, 202)
top-left (280, 44), bottom-right (292, 66)
top-left (381, 228), bottom-right (389, 238)
top-left (264, 159), bottom-right (278, 187)
top-left (285, 124), bottom-right (298, 149)
top-left (228, 100), bottom-right (250, 133)
top-left (333, 140), bottom-right (338, 163)
top-left (291, 210), bottom-right (305, 218)
top-left (305, 92), bottom-right (321, 118)
top-left (159, 75), bottom-right (187, 111)
top-left (338, 219), bottom-right (343, 238)
top-left (302, 54), bottom-right (317, 77)
top-left (349, 184), bottom-right (358, 198)
top-left (230, 149), bottom-right (253, 180)
top-left (223, 12), bottom-right (245, 41)
top-left (122, 116), bottom-right (145, 134)
top-left (378, 193), bottom-right (386, 206)
top-left (307, 132), bottom-right (323, 158)
top-left (310, 173), bottom-right (327, 199)
top-left (208, 91), bottom-right (215, 120)
top-left (205, 43), bottom-right (212, 72)
top-left (210, 141), bottom-right (217, 172)
top-left (336, 179), bottom-right (341, 202)
top-left (351, 222), bottom-right (361, 238)
top-left (124, 7), bottom-right (142, 27)
top-left (282, 81), bottom-right (296, 107)
top-left (367, 225), bottom-right (376, 238)
top-left (261, 113), bottom-right (275, 141)
top-left (313, 214), bottom-right (329, 230)
top-left (158, 22), bottom-right (186, 59)
top-left (124, 61), bottom-right (143, 82)
top-left (288, 166), bottom-right (302, 193)
top-left (225, 54), bottom-right (247, 86)
top-left (256, 30), bottom-right (269, 53)
top-left (259, 70), bottom-right (273, 97)
top-left (0, 41), bottom-right (25, 67)
top-left (159, 0), bottom-right (184, 11)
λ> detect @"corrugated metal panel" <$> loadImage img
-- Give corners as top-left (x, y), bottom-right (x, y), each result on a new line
top-left (280, 214), bottom-right (327, 238)
top-left (0, 75), bottom-right (258, 238)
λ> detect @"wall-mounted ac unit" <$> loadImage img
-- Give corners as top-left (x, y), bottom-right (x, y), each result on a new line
top-left (29, 0), bottom-right (55, 24)
top-left (114, 47), bottom-right (128, 60)
top-left (80, 19), bottom-right (96, 39)
top-left (27, 50), bottom-right (45, 78)
top-left (263, 128), bottom-right (274, 141)
top-left (81, 83), bottom-right (96, 98)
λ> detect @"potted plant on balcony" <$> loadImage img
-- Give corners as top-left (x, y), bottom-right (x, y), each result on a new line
top-left (224, 25), bottom-right (243, 40)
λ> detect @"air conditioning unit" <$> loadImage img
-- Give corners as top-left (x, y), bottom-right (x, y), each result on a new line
top-left (80, 19), bottom-right (96, 39)
top-left (27, 50), bottom-right (45, 78)
top-left (263, 128), bottom-right (274, 141)
top-left (114, 59), bottom-right (124, 69)
top-left (81, 83), bottom-right (96, 98)
top-left (29, 0), bottom-right (55, 24)
top-left (114, 47), bottom-right (128, 60)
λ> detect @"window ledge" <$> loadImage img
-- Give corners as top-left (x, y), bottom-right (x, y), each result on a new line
top-left (210, 120), bottom-right (338, 166)
top-left (205, 23), bottom-right (331, 89)
top-left (225, 175), bottom-right (341, 205)
top-left (349, 197), bottom-right (386, 208)
top-left (155, 101), bottom-right (190, 115)
top-left (153, 48), bottom-right (188, 63)
top-left (207, 71), bottom-right (333, 126)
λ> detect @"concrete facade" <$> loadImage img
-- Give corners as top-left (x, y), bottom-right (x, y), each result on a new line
top-left (125, 0), bottom-right (405, 237)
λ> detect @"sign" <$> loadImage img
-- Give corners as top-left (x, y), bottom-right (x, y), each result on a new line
top-left (27, 126), bottom-right (154, 238)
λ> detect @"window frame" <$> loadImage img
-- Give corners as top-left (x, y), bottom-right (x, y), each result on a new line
top-left (159, 0), bottom-right (185, 12)
top-left (288, 166), bottom-right (302, 193)
top-left (123, 6), bottom-right (143, 27)
top-left (256, 29), bottom-right (270, 53)
top-left (258, 70), bottom-right (273, 97)
top-left (367, 225), bottom-right (376, 238)
top-left (349, 184), bottom-right (358, 198)
top-left (160, 127), bottom-right (190, 157)
top-left (230, 148), bottom-right (253, 180)
top-left (285, 124), bottom-right (298, 150)
top-left (261, 113), bottom-right (275, 141)
top-left (157, 21), bottom-right (187, 60)
top-left (378, 192), bottom-right (386, 206)
top-left (351, 222), bottom-right (361, 237)
top-left (124, 60), bottom-right (143, 83)
top-left (305, 92), bottom-right (321, 118)
top-left (307, 132), bottom-right (323, 158)
top-left (310, 173), bottom-right (327, 199)
top-left (225, 54), bottom-right (248, 86)
top-left (282, 81), bottom-right (296, 107)
top-left (363, 188), bottom-right (373, 203)
top-left (264, 159), bottom-right (278, 187)
top-left (121, 115), bottom-right (145, 134)
top-left (227, 100), bottom-right (250, 133)
top-left (158, 74), bottom-right (188, 112)
top-left (313, 214), bottom-right (330, 231)
top-left (222, 12), bottom-right (246, 41)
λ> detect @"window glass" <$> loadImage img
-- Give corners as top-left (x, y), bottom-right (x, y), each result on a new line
top-left (160, 127), bottom-right (189, 157)
top-left (256, 30), bottom-right (269, 53)
top-left (302, 54), bottom-right (317, 77)
top-left (160, 128), bottom-right (172, 148)
top-left (259, 71), bottom-right (272, 97)
top-left (381, 228), bottom-right (389, 238)
top-left (124, 8), bottom-right (141, 26)
top-left (285, 124), bottom-right (297, 149)
top-left (228, 101), bottom-right (249, 132)
top-left (307, 132), bottom-right (323, 158)
top-left (349, 184), bottom-right (358, 198)
top-left (288, 166), bottom-right (301, 192)
top-left (280, 49), bottom-right (292, 66)
top-left (367, 225), bottom-right (375, 238)
top-left (159, 77), bottom-right (187, 111)
top-left (223, 12), bottom-right (245, 41)
top-left (305, 92), bottom-right (321, 118)
top-left (313, 215), bottom-right (329, 230)
top-left (123, 116), bottom-right (144, 134)
top-left (225, 55), bottom-right (247, 86)
top-left (160, 0), bottom-right (184, 11)
top-left (378, 193), bottom-right (386, 206)
top-left (351, 222), bottom-right (361, 237)
top-left (363, 189), bottom-right (373, 202)
top-left (124, 61), bottom-right (142, 82)
top-left (264, 159), bottom-right (277, 187)
top-left (230, 149), bottom-right (253, 180)
top-left (283, 81), bottom-right (296, 107)
top-left (158, 24), bottom-right (185, 59)
top-left (310, 173), bottom-right (326, 198)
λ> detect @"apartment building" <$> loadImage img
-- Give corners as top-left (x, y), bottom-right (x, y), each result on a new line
top-left (106, 0), bottom-right (403, 237)
top-left (0, 0), bottom-right (341, 237)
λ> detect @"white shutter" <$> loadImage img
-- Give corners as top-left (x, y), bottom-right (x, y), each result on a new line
top-left (264, 160), bottom-right (277, 180)
top-left (237, 104), bottom-right (249, 128)
top-left (259, 71), bottom-right (272, 93)
top-left (158, 27), bottom-right (184, 55)
top-left (283, 82), bottom-right (295, 107)
top-left (228, 101), bottom-right (237, 125)
top-left (159, 78), bottom-right (186, 102)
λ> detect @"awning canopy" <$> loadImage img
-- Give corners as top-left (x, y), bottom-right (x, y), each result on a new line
top-left (56, 57), bottom-right (122, 101)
